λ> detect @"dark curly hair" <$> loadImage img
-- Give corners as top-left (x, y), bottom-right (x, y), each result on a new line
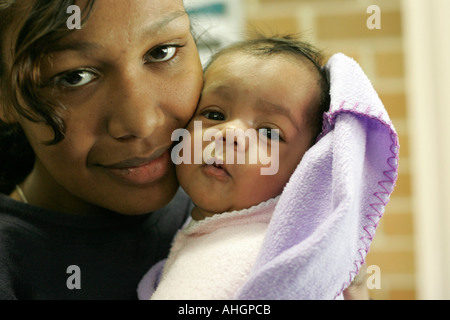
top-left (0, 0), bottom-right (95, 193)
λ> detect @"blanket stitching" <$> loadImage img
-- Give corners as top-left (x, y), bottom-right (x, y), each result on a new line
top-left (323, 102), bottom-right (399, 299)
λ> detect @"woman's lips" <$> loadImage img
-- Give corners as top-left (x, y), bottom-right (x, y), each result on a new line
top-left (101, 150), bottom-right (171, 185)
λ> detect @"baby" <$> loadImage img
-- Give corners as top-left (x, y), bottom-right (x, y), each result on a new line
top-left (140, 36), bottom-right (330, 300)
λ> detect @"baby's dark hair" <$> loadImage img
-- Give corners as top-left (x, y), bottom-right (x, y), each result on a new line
top-left (204, 35), bottom-right (330, 145)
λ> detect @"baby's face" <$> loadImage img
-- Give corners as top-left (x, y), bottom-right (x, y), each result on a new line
top-left (176, 52), bottom-right (321, 220)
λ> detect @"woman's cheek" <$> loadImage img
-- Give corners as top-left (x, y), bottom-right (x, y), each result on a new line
top-left (180, 78), bottom-right (203, 124)
top-left (19, 119), bottom-right (57, 146)
top-left (170, 56), bottom-right (203, 125)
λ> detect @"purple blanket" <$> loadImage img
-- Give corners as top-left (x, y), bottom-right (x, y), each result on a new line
top-left (235, 53), bottom-right (399, 299)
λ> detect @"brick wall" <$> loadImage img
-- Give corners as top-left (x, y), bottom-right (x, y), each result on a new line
top-left (243, 0), bottom-right (414, 300)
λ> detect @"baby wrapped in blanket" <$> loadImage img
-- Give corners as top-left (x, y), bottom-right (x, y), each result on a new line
top-left (138, 36), bottom-right (399, 300)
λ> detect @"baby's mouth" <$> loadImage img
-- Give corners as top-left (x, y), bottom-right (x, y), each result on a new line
top-left (213, 162), bottom-right (223, 169)
top-left (213, 162), bottom-right (229, 174)
top-left (202, 159), bottom-right (231, 179)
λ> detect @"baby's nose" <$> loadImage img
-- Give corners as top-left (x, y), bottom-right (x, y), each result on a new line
top-left (216, 125), bottom-right (251, 153)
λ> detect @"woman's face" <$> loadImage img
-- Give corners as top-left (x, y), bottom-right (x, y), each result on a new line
top-left (11, 0), bottom-right (203, 215)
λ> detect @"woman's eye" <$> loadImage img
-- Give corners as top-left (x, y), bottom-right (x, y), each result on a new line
top-left (202, 111), bottom-right (225, 121)
top-left (146, 45), bottom-right (180, 63)
top-left (56, 70), bottom-right (97, 88)
top-left (259, 128), bottom-right (281, 141)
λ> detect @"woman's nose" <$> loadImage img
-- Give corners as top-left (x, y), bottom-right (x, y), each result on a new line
top-left (106, 73), bottom-right (164, 140)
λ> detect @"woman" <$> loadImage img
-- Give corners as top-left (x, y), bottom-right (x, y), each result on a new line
top-left (0, 0), bottom-right (202, 299)
top-left (0, 0), bottom-right (368, 300)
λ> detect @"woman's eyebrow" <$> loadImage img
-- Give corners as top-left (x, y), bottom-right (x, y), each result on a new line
top-left (46, 10), bottom-right (188, 54)
top-left (49, 41), bottom-right (102, 53)
top-left (144, 10), bottom-right (188, 38)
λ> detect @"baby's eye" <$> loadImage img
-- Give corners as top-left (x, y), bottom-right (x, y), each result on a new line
top-left (145, 45), bottom-right (180, 63)
top-left (202, 111), bottom-right (225, 121)
top-left (259, 128), bottom-right (281, 141)
top-left (56, 69), bottom-right (97, 88)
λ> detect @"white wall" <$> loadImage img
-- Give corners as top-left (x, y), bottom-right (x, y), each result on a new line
top-left (184, 0), bottom-right (244, 65)
top-left (402, 0), bottom-right (450, 300)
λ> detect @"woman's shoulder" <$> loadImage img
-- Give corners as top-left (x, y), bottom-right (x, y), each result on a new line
top-left (0, 194), bottom-right (35, 229)
top-left (0, 194), bottom-right (48, 245)
top-left (0, 188), bottom-right (193, 241)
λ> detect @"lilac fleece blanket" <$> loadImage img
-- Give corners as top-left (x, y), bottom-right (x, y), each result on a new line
top-left (138, 53), bottom-right (399, 300)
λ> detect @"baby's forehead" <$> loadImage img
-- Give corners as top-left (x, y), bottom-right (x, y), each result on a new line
top-left (203, 52), bottom-right (321, 116)
top-left (210, 49), bottom-right (312, 67)
top-left (204, 52), bottom-right (321, 99)
top-left (205, 50), bottom-right (320, 85)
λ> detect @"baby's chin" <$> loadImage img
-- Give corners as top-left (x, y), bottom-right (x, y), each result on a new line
top-left (190, 201), bottom-right (231, 219)
top-left (191, 197), bottom-right (263, 221)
